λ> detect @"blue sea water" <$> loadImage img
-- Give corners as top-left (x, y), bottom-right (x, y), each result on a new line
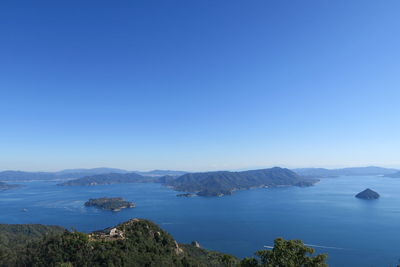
top-left (1, 176), bottom-right (400, 267)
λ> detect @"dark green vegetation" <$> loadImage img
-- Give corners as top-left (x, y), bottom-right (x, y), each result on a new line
top-left (355, 188), bottom-right (380, 200)
top-left (85, 197), bottom-right (135, 211)
top-left (167, 167), bottom-right (318, 196)
top-left (0, 224), bottom-right (65, 248)
top-left (241, 238), bottom-right (328, 267)
top-left (294, 166), bottom-right (398, 178)
top-left (0, 219), bottom-right (239, 267)
top-left (0, 224), bottom-right (65, 266)
top-left (0, 219), bottom-right (328, 267)
top-left (0, 182), bottom-right (21, 191)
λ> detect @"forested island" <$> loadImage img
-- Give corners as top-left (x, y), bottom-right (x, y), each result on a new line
top-left (166, 167), bottom-right (319, 197)
top-left (85, 197), bottom-right (135, 211)
top-left (293, 166), bottom-right (398, 178)
top-left (0, 218), bottom-right (327, 267)
top-left (58, 167), bottom-right (318, 197)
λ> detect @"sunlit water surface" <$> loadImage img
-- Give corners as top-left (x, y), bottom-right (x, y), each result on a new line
top-left (1, 176), bottom-right (400, 267)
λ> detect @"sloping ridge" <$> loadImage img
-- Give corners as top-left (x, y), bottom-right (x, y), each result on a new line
top-left (3, 219), bottom-right (236, 267)
top-left (167, 167), bottom-right (317, 196)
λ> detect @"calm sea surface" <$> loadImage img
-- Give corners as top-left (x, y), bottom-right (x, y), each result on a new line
top-left (1, 176), bottom-right (400, 267)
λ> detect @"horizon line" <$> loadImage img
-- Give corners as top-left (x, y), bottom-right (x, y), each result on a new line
top-left (1, 165), bottom-right (399, 173)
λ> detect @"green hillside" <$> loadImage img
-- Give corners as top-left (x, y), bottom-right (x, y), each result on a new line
top-left (167, 167), bottom-right (318, 196)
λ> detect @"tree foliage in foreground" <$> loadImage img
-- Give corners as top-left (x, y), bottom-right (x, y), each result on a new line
top-left (240, 237), bottom-right (328, 267)
top-left (0, 220), bottom-right (328, 267)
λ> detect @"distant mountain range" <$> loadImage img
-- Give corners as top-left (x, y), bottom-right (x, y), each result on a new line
top-left (2, 166), bottom-right (398, 182)
top-left (56, 167), bottom-right (130, 176)
top-left (58, 173), bottom-right (163, 186)
top-left (384, 171), bottom-right (400, 178)
top-left (166, 167), bottom-right (318, 196)
top-left (135, 170), bottom-right (187, 177)
top-left (293, 166), bottom-right (398, 178)
top-left (2, 166), bottom-right (398, 196)
top-left (0, 168), bottom-right (187, 182)
top-left (0, 171), bottom-right (58, 181)
top-left (58, 167), bottom-right (316, 196)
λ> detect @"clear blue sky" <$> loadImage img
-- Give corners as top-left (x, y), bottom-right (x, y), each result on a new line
top-left (1, 0), bottom-right (399, 171)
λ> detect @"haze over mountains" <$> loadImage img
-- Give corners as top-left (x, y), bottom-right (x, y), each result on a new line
top-left (1, 166), bottom-right (399, 197)
top-left (56, 167), bottom-right (317, 197)
top-left (293, 166), bottom-right (398, 178)
top-left (0, 168), bottom-right (187, 181)
top-left (59, 173), bottom-right (163, 186)
top-left (0, 166), bottom-right (398, 182)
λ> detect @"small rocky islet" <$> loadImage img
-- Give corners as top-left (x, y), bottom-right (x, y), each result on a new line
top-left (355, 188), bottom-right (380, 200)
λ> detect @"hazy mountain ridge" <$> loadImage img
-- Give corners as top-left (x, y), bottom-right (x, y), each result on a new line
top-left (1, 166), bottom-right (396, 182)
top-left (135, 170), bottom-right (188, 177)
top-left (0, 171), bottom-right (57, 181)
top-left (0, 168), bottom-right (187, 182)
top-left (384, 171), bottom-right (400, 178)
top-left (293, 166), bottom-right (398, 178)
top-left (58, 173), bottom-right (159, 186)
top-left (0, 169), bottom-right (128, 181)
